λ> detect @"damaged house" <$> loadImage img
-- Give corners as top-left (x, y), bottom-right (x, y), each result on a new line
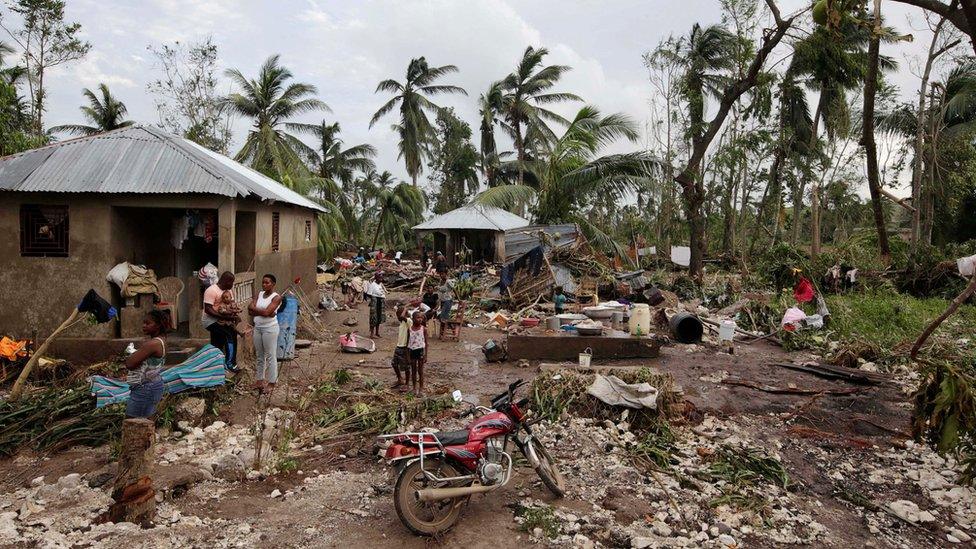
top-left (0, 125), bottom-right (323, 355)
top-left (413, 203), bottom-right (530, 266)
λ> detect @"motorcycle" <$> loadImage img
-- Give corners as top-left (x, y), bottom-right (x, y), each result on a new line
top-left (381, 379), bottom-right (566, 536)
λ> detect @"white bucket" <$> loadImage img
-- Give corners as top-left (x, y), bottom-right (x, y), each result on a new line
top-left (579, 347), bottom-right (592, 368)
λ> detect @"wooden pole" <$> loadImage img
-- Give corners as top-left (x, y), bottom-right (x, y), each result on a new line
top-left (9, 309), bottom-right (80, 402)
top-left (103, 418), bottom-right (156, 526)
top-left (910, 275), bottom-right (976, 358)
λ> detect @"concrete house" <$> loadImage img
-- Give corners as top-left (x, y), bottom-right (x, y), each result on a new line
top-left (0, 125), bottom-right (323, 352)
top-left (413, 203), bottom-right (529, 266)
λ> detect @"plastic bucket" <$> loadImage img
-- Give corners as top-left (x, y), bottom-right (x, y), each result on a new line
top-left (629, 303), bottom-right (651, 336)
top-left (579, 347), bottom-right (592, 368)
top-left (669, 312), bottom-right (703, 344)
top-left (546, 316), bottom-right (561, 331)
top-left (611, 311), bottom-right (624, 330)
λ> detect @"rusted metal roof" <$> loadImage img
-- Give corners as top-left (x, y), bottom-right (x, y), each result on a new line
top-left (0, 125), bottom-right (325, 212)
top-left (413, 203), bottom-right (529, 232)
top-left (504, 223), bottom-right (580, 262)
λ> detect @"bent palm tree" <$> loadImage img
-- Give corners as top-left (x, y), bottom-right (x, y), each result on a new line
top-left (366, 179), bottom-right (426, 249)
top-left (370, 57), bottom-right (466, 185)
top-left (475, 106), bottom-right (658, 253)
top-left (49, 84), bottom-right (133, 136)
top-left (306, 121), bottom-right (377, 189)
top-left (499, 46), bottom-right (581, 184)
top-left (224, 54), bottom-right (328, 184)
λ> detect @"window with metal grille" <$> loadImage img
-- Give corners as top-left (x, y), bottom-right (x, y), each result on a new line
top-left (305, 219), bottom-right (312, 242)
top-left (20, 205), bottom-right (69, 257)
top-left (272, 212), bottom-right (280, 252)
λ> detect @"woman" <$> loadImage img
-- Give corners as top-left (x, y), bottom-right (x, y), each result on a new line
top-left (248, 274), bottom-right (282, 394)
top-left (124, 310), bottom-right (170, 418)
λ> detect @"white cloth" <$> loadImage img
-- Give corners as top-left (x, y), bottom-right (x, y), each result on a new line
top-left (252, 291), bottom-right (279, 329)
top-left (587, 374), bottom-right (658, 409)
top-left (407, 326), bottom-right (426, 350)
top-left (365, 281), bottom-right (386, 298)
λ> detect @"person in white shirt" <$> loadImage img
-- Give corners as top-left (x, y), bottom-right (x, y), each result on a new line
top-left (365, 272), bottom-right (387, 338)
top-left (394, 250), bottom-right (403, 265)
top-left (248, 274), bottom-right (282, 394)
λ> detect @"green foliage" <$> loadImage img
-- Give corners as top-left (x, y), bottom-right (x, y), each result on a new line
top-left (49, 83), bottom-right (133, 136)
top-left (629, 420), bottom-right (679, 469)
top-left (516, 504), bottom-right (560, 538)
top-left (370, 56), bottom-right (466, 184)
top-left (429, 107), bottom-right (479, 213)
top-left (224, 54), bottom-right (328, 184)
top-left (824, 291), bottom-right (976, 353)
top-left (913, 359), bottom-right (976, 457)
top-left (332, 368), bottom-right (352, 386)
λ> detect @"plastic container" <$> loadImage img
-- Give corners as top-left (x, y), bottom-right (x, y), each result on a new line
top-left (611, 311), bottom-right (624, 330)
top-left (276, 294), bottom-right (299, 360)
top-left (629, 304), bottom-right (651, 336)
top-left (579, 347), bottom-right (592, 368)
top-left (669, 312), bottom-right (703, 344)
top-left (546, 316), bottom-right (561, 331)
top-left (719, 320), bottom-right (736, 342)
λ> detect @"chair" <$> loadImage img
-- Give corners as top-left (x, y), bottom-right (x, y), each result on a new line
top-left (156, 277), bottom-right (185, 327)
top-left (440, 301), bottom-right (466, 342)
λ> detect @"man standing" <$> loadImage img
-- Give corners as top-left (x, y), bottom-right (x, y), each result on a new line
top-left (202, 271), bottom-right (240, 371)
top-left (434, 252), bottom-right (449, 277)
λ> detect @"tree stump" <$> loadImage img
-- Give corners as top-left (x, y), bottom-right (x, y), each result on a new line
top-left (103, 418), bottom-right (156, 526)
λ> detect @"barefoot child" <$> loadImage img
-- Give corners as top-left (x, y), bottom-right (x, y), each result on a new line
top-left (406, 310), bottom-right (428, 394)
top-left (392, 302), bottom-right (411, 388)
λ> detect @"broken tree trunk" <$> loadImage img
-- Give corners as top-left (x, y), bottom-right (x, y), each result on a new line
top-left (104, 418), bottom-right (156, 526)
top-left (910, 275), bottom-right (976, 358)
top-left (9, 309), bottom-right (80, 402)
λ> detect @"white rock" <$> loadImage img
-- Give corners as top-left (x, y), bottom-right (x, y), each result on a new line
top-left (30, 476), bottom-right (44, 487)
top-left (631, 537), bottom-right (654, 549)
top-left (573, 533), bottom-right (594, 549)
top-left (949, 528), bottom-right (971, 542)
top-left (947, 534), bottom-right (961, 543)
top-left (917, 510), bottom-right (936, 523)
top-left (889, 500), bottom-right (920, 523)
top-left (269, 489), bottom-right (281, 498)
top-left (56, 473), bottom-right (81, 490)
top-left (717, 534), bottom-right (736, 546)
top-left (653, 520), bottom-right (673, 537)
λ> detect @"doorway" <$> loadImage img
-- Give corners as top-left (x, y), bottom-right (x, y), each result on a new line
top-left (235, 211), bottom-right (256, 273)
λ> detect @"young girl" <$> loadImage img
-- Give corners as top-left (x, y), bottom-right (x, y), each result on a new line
top-left (406, 310), bottom-right (428, 395)
top-left (124, 310), bottom-right (170, 418)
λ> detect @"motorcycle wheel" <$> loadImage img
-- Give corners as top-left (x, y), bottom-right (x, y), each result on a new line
top-left (526, 437), bottom-right (567, 497)
top-left (394, 458), bottom-right (468, 536)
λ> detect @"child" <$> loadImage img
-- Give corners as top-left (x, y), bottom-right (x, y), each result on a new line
top-left (553, 286), bottom-right (567, 315)
top-left (436, 275), bottom-right (453, 340)
top-left (392, 302), bottom-right (411, 389)
top-left (366, 272), bottom-right (387, 338)
top-left (215, 290), bottom-right (246, 335)
top-left (406, 310), bottom-right (428, 395)
top-left (421, 285), bottom-right (439, 321)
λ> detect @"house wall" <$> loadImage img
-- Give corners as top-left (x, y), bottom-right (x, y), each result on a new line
top-left (0, 192), bottom-right (318, 342)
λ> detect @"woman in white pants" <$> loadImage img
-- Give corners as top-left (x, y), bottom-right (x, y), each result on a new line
top-left (248, 274), bottom-right (282, 394)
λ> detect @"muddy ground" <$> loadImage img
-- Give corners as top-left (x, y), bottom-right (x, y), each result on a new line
top-left (0, 291), bottom-right (971, 548)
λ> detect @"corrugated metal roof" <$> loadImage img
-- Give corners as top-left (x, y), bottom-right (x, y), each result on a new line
top-left (413, 203), bottom-right (529, 231)
top-left (504, 224), bottom-right (580, 262)
top-left (0, 125), bottom-right (325, 212)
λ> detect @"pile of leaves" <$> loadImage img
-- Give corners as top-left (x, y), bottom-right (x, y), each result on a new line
top-left (310, 371), bottom-right (457, 440)
top-left (530, 368), bottom-right (680, 433)
top-left (698, 444), bottom-right (790, 516)
top-left (0, 384), bottom-right (123, 456)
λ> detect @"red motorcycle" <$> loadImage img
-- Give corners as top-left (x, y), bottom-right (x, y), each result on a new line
top-left (382, 379), bottom-right (566, 536)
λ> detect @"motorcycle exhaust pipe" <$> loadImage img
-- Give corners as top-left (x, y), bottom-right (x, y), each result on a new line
top-left (415, 483), bottom-right (500, 502)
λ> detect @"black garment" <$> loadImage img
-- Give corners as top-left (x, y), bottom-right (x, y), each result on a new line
top-left (78, 289), bottom-right (116, 323)
top-left (434, 258), bottom-right (448, 274)
top-left (422, 292), bottom-right (439, 311)
top-left (207, 323), bottom-right (238, 367)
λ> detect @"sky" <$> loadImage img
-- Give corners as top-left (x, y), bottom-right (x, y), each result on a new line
top-left (2, 0), bottom-right (957, 197)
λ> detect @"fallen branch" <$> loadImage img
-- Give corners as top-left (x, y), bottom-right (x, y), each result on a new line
top-left (769, 362), bottom-right (887, 385)
top-left (910, 274), bottom-right (976, 358)
top-left (722, 378), bottom-right (860, 396)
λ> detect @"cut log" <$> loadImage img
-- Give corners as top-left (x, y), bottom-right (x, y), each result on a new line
top-left (102, 418), bottom-right (156, 526)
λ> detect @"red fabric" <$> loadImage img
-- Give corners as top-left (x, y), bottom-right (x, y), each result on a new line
top-left (794, 277), bottom-right (815, 303)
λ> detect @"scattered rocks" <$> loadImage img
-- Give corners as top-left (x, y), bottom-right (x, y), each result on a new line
top-left (175, 397), bottom-right (206, 423)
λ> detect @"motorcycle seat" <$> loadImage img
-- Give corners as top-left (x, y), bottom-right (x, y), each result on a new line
top-left (406, 430), bottom-right (469, 446)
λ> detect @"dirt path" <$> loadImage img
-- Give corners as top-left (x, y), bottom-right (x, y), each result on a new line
top-left (0, 293), bottom-right (970, 548)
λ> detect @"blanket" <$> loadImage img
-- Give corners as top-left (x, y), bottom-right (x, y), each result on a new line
top-left (89, 344), bottom-right (226, 408)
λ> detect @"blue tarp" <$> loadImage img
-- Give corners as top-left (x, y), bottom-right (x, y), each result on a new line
top-left (89, 344), bottom-right (227, 408)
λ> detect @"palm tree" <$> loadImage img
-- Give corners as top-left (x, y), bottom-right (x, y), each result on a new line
top-left (478, 80), bottom-right (505, 185)
top-left (370, 57), bottom-right (466, 185)
top-left (498, 46), bottom-right (581, 184)
top-left (680, 24), bottom-right (739, 141)
top-left (306, 121), bottom-right (376, 190)
top-left (49, 84), bottom-right (133, 136)
top-left (475, 106), bottom-right (658, 253)
top-left (224, 54), bottom-right (328, 185)
top-left (365, 178), bottom-right (426, 249)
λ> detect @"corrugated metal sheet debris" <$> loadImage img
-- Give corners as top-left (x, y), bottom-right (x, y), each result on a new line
top-left (413, 203), bottom-right (529, 231)
top-left (504, 224), bottom-right (580, 262)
